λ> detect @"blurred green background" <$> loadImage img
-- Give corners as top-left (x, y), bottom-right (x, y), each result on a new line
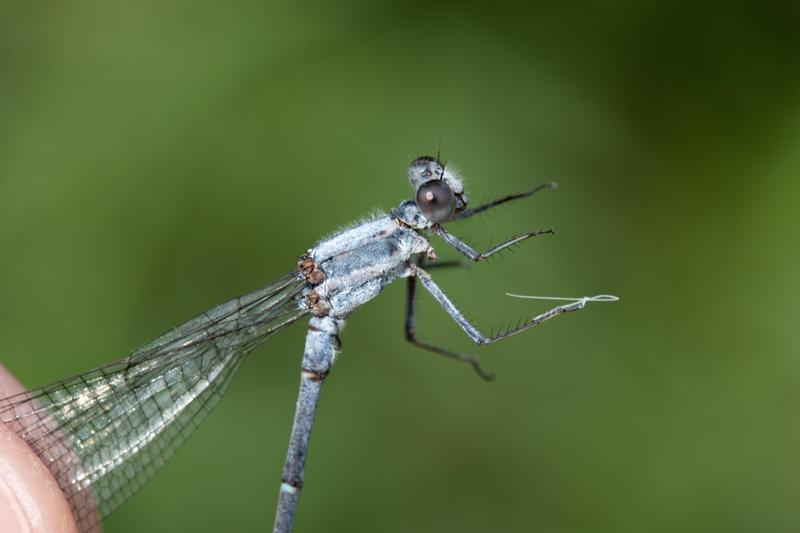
top-left (1, 1), bottom-right (799, 532)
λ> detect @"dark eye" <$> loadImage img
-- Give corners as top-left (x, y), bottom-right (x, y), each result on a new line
top-left (415, 180), bottom-right (455, 223)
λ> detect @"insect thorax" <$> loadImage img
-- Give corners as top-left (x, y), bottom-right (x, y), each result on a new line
top-left (298, 212), bottom-right (431, 319)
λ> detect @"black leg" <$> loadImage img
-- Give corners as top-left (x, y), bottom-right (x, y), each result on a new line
top-left (454, 182), bottom-right (556, 220)
top-left (422, 259), bottom-right (468, 270)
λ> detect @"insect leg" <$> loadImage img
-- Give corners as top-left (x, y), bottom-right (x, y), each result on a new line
top-left (404, 274), bottom-right (493, 381)
top-left (411, 265), bottom-right (587, 346)
top-left (434, 225), bottom-right (554, 262)
top-left (454, 182), bottom-right (556, 220)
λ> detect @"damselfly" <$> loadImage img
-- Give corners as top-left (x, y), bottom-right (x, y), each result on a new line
top-left (0, 156), bottom-right (614, 532)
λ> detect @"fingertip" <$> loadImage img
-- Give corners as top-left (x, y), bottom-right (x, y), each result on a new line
top-left (0, 364), bottom-right (27, 398)
top-left (0, 366), bottom-right (79, 533)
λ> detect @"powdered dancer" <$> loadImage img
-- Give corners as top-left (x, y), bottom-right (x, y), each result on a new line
top-left (0, 156), bottom-right (615, 532)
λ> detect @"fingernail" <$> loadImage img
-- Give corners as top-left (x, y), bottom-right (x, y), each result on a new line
top-left (0, 475), bottom-right (31, 533)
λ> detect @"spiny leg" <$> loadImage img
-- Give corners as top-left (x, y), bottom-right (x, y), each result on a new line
top-left (274, 316), bottom-right (341, 533)
top-left (434, 225), bottom-right (554, 262)
top-left (405, 274), bottom-right (493, 381)
top-left (410, 264), bottom-right (587, 346)
top-left (454, 182), bottom-right (557, 220)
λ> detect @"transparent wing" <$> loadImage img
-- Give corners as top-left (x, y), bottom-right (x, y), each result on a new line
top-left (0, 272), bottom-right (308, 532)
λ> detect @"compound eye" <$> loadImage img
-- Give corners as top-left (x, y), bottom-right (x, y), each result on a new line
top-left (415, 180), bottom-right (455, 223)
